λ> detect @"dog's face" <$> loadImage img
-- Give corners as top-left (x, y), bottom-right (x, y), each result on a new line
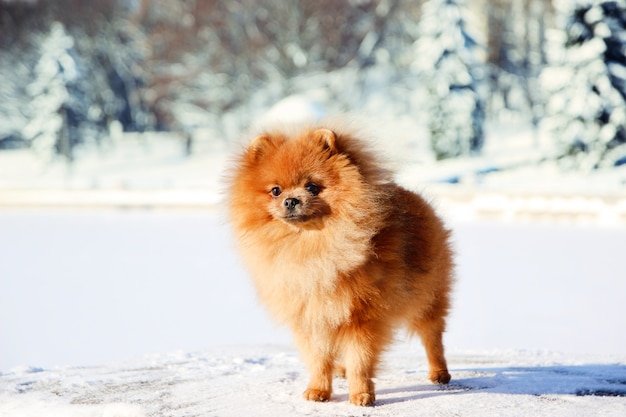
top-left (267, 180), bottom-right (327, 223)
top-left (242, 128), bottom-right (340, 230)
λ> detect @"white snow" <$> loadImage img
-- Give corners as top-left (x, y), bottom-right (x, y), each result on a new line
top-left (0, 345), bottom-right (625, 416)
top-left (1, 210), bottom-right (625, 416)
top-left (258, 94), bottom-right (326, 128)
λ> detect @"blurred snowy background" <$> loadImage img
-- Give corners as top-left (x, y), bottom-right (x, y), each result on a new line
top-left (1, 0), bottom-right (626, 194)
top-left (1, 0), bottom-right (626, 371)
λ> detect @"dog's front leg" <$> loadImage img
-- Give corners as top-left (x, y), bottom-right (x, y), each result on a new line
top-left (292, 326), bottom-right (336, 402)
top-left (341, 321), bottom-right (392, 406)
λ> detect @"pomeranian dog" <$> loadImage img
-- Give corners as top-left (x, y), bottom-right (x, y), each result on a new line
top-left (228, 122), bottom-right (454, 406)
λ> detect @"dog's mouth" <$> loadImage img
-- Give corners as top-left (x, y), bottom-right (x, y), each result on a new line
top-left (282, 213), bottom-right (310, 222)
top-left (280, 212), bottom-right (326, 230)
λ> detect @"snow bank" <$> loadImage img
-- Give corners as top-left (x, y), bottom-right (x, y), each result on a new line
top-left (1, 123), bottom-right (625, 226)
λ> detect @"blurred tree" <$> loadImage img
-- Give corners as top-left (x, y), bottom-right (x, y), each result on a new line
top-left (0, 0), bottom-right (51, 149)
top-left (485, 0), bottom-right (554, 124)
top-left (132, 0), bottom-right (414, 139)
top-left (414, 0), bottom-right (485, 159)
top-left (23, 22), bottom-right (87, 161)
top-left (1, 0), bottom-right (153, 157)
top-left (53, 0), bottom-right (153, 133)
top-left (542, 0), bottom-right (626, 169)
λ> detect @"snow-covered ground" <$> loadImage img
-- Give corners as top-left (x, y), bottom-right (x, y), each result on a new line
top-left (1, 210), bottom-right (625, 416)
top-left (1, 127), bottom-right (626, 415)
top-left (1, 345), bottom-right (625, 417)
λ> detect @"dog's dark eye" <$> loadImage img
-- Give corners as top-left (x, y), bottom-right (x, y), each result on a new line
top-left (270, 186), bottom-right (282, 197)
top-left (305, 183), bottom-right (321, 196)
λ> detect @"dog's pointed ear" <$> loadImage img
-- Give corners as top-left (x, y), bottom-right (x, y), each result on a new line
top-left (247, 134), bottom-right (276, 160)
top-left (312, 128), bottom-right (337, 154)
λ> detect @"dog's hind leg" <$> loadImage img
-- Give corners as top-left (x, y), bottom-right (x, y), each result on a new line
top-left (411, 313), bottom-right (451, 384)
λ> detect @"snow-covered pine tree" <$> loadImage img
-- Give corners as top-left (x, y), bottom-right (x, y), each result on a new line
top-left (542, 0), bottom-right (626, 169)
top-left (413, 0), bottom-right (485, 160)
top-left (24, 22), bottom-right (88, 162)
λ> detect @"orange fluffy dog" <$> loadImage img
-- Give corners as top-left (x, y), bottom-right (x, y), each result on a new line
top-left (228, 123), bottom-right (454, 406)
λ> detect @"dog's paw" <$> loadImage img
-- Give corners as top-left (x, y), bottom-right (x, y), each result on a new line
top-left (303, 388), bottom-right (331, 402)
top-left (429, 369), bottom-right (451, 384)
top-left (349, 391), bottom-right (375, 406)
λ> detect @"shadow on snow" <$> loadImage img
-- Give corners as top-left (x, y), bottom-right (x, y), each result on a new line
top-left (373, 364), bottom-right (626, 406)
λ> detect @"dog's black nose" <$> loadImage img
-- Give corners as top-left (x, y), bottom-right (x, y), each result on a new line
top-left (284, 198), bottom-right (300, 211)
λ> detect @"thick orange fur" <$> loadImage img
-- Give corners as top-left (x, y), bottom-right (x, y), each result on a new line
top-left (228, 122), bottom-right (454, 406)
